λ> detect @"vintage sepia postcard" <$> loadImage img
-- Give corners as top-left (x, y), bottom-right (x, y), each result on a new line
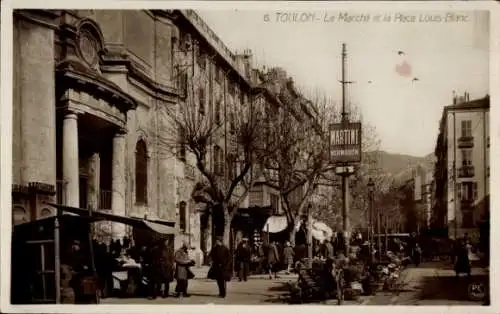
top-left (0, 1), bottom-right (497, 314)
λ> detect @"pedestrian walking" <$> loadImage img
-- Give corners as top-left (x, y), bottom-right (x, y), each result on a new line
top-left (144, 242), bottom-right (162, 300)
top-left (454, 238), bottom-right (471, 278)
top-left (267, 241), bottom-right (280, 279)
top-left (236, 238), bottom-right (251, 281)
top-left (413, 243), bottom-right (422, 267)
top-left (208, 236), bottom-right (232, 298)
top-left (159, 238), bottom-right (175, 298)
top-left (283, 241), bottom-right (295, 274)
top-left (174, 242), bottom-right (195, 298)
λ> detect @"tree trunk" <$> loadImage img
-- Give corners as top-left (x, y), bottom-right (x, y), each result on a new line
top-left (223, 219), bottom-right (231, 247)
top-left (289, 224), bottom-right (297, 246)
top-left (223, 210), bottom-right (232, 247)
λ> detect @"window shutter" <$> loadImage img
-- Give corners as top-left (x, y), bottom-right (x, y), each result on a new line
top-left (457, 183), bottom-right (462, 200)
top-left (473, 182), bottom-right (478, 200)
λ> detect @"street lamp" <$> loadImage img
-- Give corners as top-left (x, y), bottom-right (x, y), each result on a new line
top-left (367, 178), bottom-right (375, 262)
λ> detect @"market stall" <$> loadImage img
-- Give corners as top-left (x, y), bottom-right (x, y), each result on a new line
top-left (11, 204), bottom-right (176, 304)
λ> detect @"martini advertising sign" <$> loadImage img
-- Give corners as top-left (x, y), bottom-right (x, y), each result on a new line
top-left (329, 122), bottom-right (362, 163)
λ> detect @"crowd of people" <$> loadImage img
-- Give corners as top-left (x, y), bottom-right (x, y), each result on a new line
top-left (59, 230), bottom-right (484, 303)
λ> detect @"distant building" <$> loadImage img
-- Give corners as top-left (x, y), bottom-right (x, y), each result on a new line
top-left (432, 93), bottom-right (489, 241)
top-left (413, 166), bottom-right (433, 231)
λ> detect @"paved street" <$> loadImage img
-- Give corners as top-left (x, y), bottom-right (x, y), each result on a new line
top-left (362, 262), bottom-right (488, 305)
top-left (102, 262), bottom-right (488, 305)
top-left (100, 275), bottom-right (298, 305)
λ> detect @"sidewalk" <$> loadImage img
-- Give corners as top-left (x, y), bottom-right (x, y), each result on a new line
top-left (190, 266), bottom-right (298, 281)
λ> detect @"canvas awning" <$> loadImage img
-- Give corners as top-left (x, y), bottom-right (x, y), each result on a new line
top-left (262, 215), bottom-right (288, 233)
top-left (295, 219), bottom-right (334, 242)
top-left (47, 203), bottom-right (177, 235)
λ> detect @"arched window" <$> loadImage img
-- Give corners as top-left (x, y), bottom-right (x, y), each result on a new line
top-left (179, 201), bottom-right (187, 232)
top-left (135, 140), bottom-right (148, 205)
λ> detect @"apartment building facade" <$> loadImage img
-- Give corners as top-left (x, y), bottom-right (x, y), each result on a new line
top-left (12, 9), bottom-right (319, 264)
top-left (432, 93), bottom-right (489, 241)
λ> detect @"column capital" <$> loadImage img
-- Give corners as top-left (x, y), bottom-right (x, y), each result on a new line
top-left (63, 109), bottom-right (84, 120)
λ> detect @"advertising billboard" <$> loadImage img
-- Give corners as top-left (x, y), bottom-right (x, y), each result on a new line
top-left (329, 122), bottom-right (362, 163)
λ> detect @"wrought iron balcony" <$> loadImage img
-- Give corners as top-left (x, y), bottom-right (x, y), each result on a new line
top-left (457, 136), bottom-right (474, 148)
top-left (458, 165), bottom-right (475, 178)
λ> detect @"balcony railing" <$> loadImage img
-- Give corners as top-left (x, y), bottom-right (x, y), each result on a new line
top-left (457, 136), bottom-right (474, 148)
top-left (458, 165), bottom-right (475, 178)
top-left (100, 190), bottom-right (112, 210)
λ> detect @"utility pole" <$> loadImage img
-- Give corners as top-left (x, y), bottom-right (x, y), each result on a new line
top-left (340, 43), bottom-right (354, 256)
top-left (307, 205), bottom-right (313, 268)
top-left (377, 211), bottom-right (382, 262)
top-left (453, 112), bottom-right (458, 240)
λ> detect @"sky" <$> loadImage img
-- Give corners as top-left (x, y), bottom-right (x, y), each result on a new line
top-left (197, 9), bottom-right (490, 157)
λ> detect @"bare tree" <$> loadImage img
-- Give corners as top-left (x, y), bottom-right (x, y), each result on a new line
top-left (261, 83), bottom-right (335, 245)
top-left (157, 42), bottom-right (268, 246)
top-left (304, 91), bottom-right (385, 235)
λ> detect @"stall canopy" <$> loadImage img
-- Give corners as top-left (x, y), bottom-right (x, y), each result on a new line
top-left (48, 204), bottom-right (177, 235)
top-left (295, 219), bottom-right (334, 242)
top-left (262, 215), bottom-right (288, 233)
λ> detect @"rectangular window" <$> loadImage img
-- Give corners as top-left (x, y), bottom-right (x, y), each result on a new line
top-left (179, 32), bottom-right (188, 52)
top-left (270, 194), bottom-right (280, 215)
top-left (227, 156), bottom-right (238, 180)
top-left (199, 88), bottom-right (205, 115)
top-left (241, 93), bottom-right (246, 106)
top-left (460, 181), bottom-right (477, 201)
top-left (215, 99), bottom-right (221, 125)
top-left (214, 146), bottom-right (224, 175)
top-left (461, 149), bottom-right (472, 166)
top-left (197, 46), bottom-right (206, 69)
top-left (179, 202), bottom-right (187, 232)
top-left (229, 111), bottom-right (236, 134)
top-left (461, 120), bottom-right (472, 137)
top-left (177, 67), bottom-right (188, 96)
top-left (215, 65), bottom-right (221, 83)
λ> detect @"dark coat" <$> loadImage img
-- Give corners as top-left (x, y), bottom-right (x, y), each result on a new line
top-left (174, 248), bottom-right (193, 281)
top-left (236, 243), bottom-right (251, 262)
top-left (208, 244), bottom-right (232, 281)
top-left (283, 246), bottom-right (294, 265)
top-left (267, 243), bottom-right (279, 265)
top-left (159, 246), bottom-right (175, 282)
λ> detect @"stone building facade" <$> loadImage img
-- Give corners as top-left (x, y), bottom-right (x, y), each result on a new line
top-left (432, 93), bottom-right (490, 241)
top-left (12, 10), bottom-right (182, 242)
top-left (11, 9), bottom-right (320, 265)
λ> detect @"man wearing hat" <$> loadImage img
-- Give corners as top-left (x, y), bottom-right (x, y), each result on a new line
top-left (174, 242), bottom-right (195, 298)
top-left (236, 238), bottom-right (251, 281)
top-left (208, 236), bottom-right (232, 297)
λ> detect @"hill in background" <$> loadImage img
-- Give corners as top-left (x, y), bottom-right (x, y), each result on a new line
top-left (365, 150), bottom-right (436, 181)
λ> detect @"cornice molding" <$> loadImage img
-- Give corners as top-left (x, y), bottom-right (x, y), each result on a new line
top-left (14, 10), bottom-right (59, 30)
top-left (101, 50), bottom-right (179, 102)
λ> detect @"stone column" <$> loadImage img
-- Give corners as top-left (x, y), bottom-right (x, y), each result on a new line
top-left (111, 130), bottom-right (127, 240)
top-left (87, 153), bottom-right (100, 210)
top-left (18, 19), bottom-right (56, 187)
top-left (62, 112), bottom-right (79, 207)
